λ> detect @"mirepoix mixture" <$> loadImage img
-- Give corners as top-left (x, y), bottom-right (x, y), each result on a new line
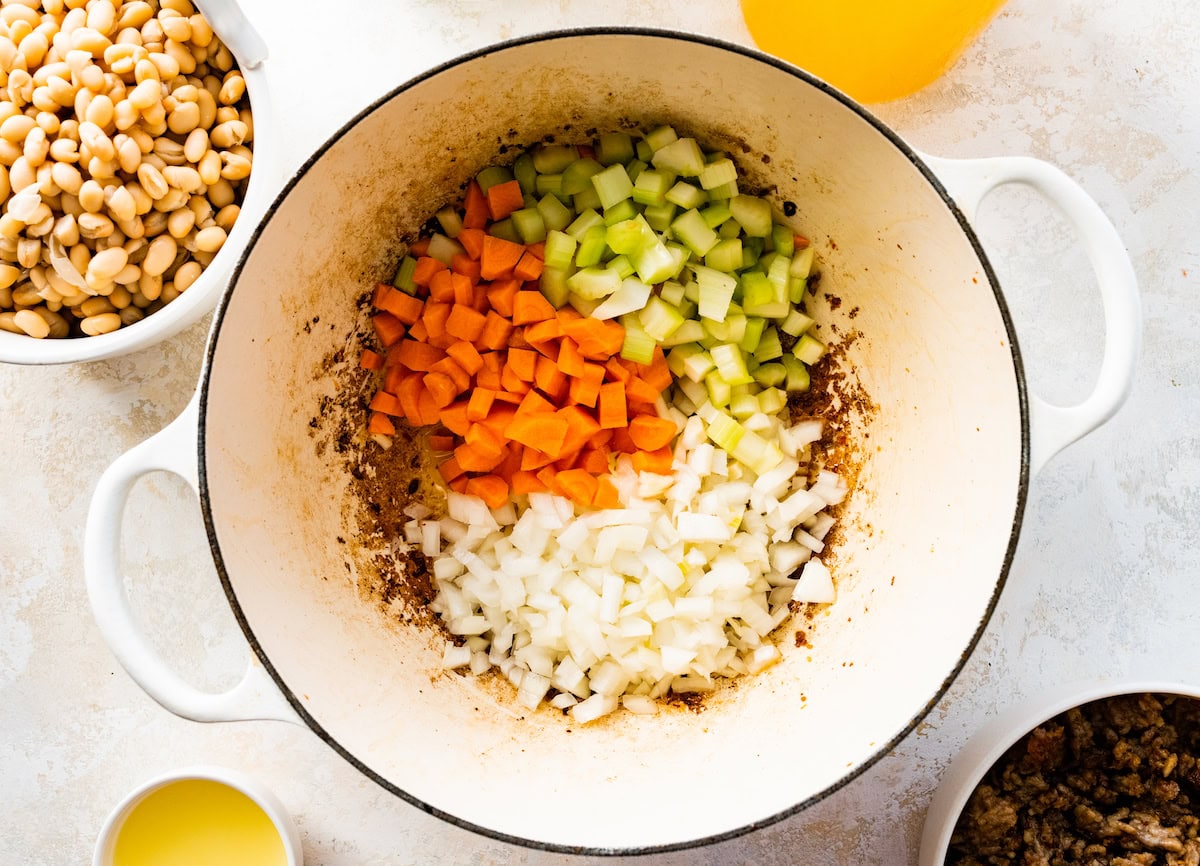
top-left (949, 693), bottom-right (1200, 866)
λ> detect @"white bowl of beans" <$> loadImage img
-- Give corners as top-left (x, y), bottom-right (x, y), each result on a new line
top-left (0, 0), bottom-right (274, 364)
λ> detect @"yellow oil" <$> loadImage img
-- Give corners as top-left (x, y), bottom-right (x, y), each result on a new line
top-left (112, 779), bottom-right (288, 866)
top-left (740, 0), bottom-right (1006, 103)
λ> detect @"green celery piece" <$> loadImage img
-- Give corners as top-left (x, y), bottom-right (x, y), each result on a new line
top-left (707, 180), bottom-right (739, 200)
top-left (532, 144), bottom-right (577, 174)
top-left (539, 266), bottom-right (572, 308)
top-left (535, 173), bottom-right (565, 199)
top-left (753, 362), bottom-right (787, 389)
top-left (754, 326), bottom-right (784, 362)
top-left (632, 169), bottom-right (672, 207)
top-left (661, 318), bottom-right (705, 346)
top-left (741, 269), bottom-right (790, 319)
top-left (565, 208), bottom-right (604, 240)
top-left (639, 295), bottom-right (685, 341)
top-left (706, 413), bottom-right (745, 456)
top-left (644, 125), bottom-right (678, 152)
top-left (716, 218), bottom-right (739, 240)
top-left (759, 251), bottom-right (779, 273)
top-left (683, 348), bottom-right (715, 382)
top-left (704, 238), bottom-right (743, 273)
top-left (757, 387), bottom-right (787, 416)
top-left (659, 280), bottom-right (686, 306)
top-left (626, 159), bottom-right (647, 183)
top-left (488, 218), bottom-right (519, 243)
top-left (789, 276), bottom-right (808, 305)
top-left (643, 202), bottom-right (678, 233)
top-left (511, 207), bottom-right (547, 244)
top-left (635, 138), bottom-right (654, 162)
top-left (537, 194), bottom-right (573, 233)
top-left (665, 181), bottom-right (708, 210)
top-left (692, 264), bottom-right (738, 321)
top-left (543, 230), bottom-right (577, 270)
top-left (476, 165), bottom-right (514, 194)
top-left (651, 137), bottom-right (706, 177)
top-left (672, 208), bottom-right (719, 257)
top-left (607, 254), bottom-right (635, 279)
top-left (711, 343), bottom-right (754, 386)
top-left (732, 428), bottom-right (784, 475)
top-left (596, 132), bottom-right (635, 166)
top-left (567, 265), bottom-right (621, 299)
top-left (730, 393), bottom-right (760, 420)
top-left (603, 198), bottom-right (639, 226)
top-left (619, 314), bottom-right (657, 365)
top-left (724, 314), bottom-right (748, 344)
top-left (742, 236), bottom-right (764, 269)
top-left (698, 157), bottom-right (737, 190)
top-left (633, 239), bottom-right (680, 284)
top-left (392, 255), bottom-right (417, 293)
top-left (767, 254), bottom-right (791, 297)
top-left (568, 292), bottom-right (602, 317)
top-left (591, 163), bottom-right (634, 209)
top-left (790, 245), bottom-right (815, 279)
top-left (705, 370), bottom-right (733, 408)
top-left (523, 192), bottom-right (538, 209)
top-left (704, 316), bottom-right (730, 342)
top-left (730, 382), bottom-right (755, 400)
top-left (435, 205), bottom-right (462, 239)
top-left (574, 225), bottom-right (609, 268)
top-left (593, 278), bottom-right (652, 320)
top-left (606, 215), bottom-right (655, 255)
top-left (730, 194), bottom-right (773, 237)
top-left (513, 153), bottom-right (537, 195)
top-left (573, 185), bottom-right (602, 213)
top-left (561, 158), bottom-right (604, 196)
top-left (772, 224), bottom-right (795, 257)
top-left (666, 342), bottom-right (703, 377)
top-left (739, 315), bottom-right (766, 353)
top-left (780, 308), bottom-right (815, 337)
top-left (701, 202), bottom-right (732, 228)
top-left (782, 355), bottom-right (811, 392)
top-left (793, 334), bottom-right (826, 365)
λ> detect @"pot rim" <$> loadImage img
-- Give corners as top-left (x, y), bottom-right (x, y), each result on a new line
top-left (196, 26), bottom-right (1031, 856)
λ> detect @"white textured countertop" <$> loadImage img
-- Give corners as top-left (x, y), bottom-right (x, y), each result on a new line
top-left (3, 1), bottom-right (1198, 863)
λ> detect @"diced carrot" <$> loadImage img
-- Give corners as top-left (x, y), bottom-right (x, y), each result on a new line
top-left (603, 357), bottom-right (632, 383)
top-left (516, 389), bottom-right (554, 417)
top-left (395, 372), bottom-right (423, 421)
top-left (505, 412), bottom-right (568, 457)
top-left (477, 311), bottom-right (514, 351)
top-left (471, 283), bottom-right (490, 313)
top-left (534, 355), bottom-right (568, 401)
top-left (500, 364), bottom-right (529, 395)
top-left (581, 447), bottom-right (609, 475)
top-left (422, 372), bottom-right (459, 409)
top-left (439, 401), bottom-right (471, 436)
top-left (438, 456), bottom-right (465, 482)
top-left (463, 181), bottom-right (488, 230)
top-left (557, 405), bottom-right (602, 456)
top-left (466, 473), bottom-right (510, 509)
top-left (512, 251), bottom-right (544, 282)
top-left (486, 278), bottom-right (521, 317)
top-left (428, 434), bottom-right (456, 452)
top-left (367, 412), bottom-right (396, 435)
top-left (430, 357), bottom-right (470, 393)
top-left (377, 288), bottom-right (425, 324)
top-left (794, 234), bottom-right (810, 249)
top-left (520, 446), bottom-right (557, 471)
top-left (535, 466), bottom-right (560, 496)
top-left (449, 477), bottom-right (470, 494)
top-left (511, 470), bottom-right (548, 494)
top-left (449, 253), bottom-right (481, 282)
top-left (495, 443), bottom-right (523, 480)
top-left (507, 326), bottom-right (530, 350)
top-left (632, 446), bottom-right (673, 474)
top-left (625, 376), bottom-right (660, 406)
top-left (372, 282), bottom-right (391, 307)
top-left (557, 468), bottom-right (598, 506)
top-left (639, 346), bottom-right (673, 392)
top-left (569, 361), bottom-right (605, 408)
top-left (457, 226), bottom-right (486, 259)
top-left (421, 301), bottom-right (451, 340)
top-left (525, 318), bottom-right (560, 345)
top-left (493, 389), bottom-right (525, 405)
top-left (609, 425), bottom-right (638, 453)
top-left (597, 381), bottom-right (627, 429)
top-left (481, 235), bottom-right (525, 280)
top-left (359, 349), bottom-right (384, 371)
top-left (557, 337), bottom-right (585, 377)
top-left (467, 387), bottom-right (496, 421)
top-left (382, 363), bottom-right (406, 394)
top-left (478, 352), bottom-right (503, 389)
top-left (416, 388), bottom-right (443, 426)
top-left (409, 237), bottom-right (431, 257)
top-left (372, 313), bottom-right (406, 348)
top-left (589, 428), bottom-right (614, 450)
top-left (445, 304), bottom-right (487, 342)
top-left (455, 440), bottom-right (506, 473)
top-left (562, 317), bottom-right (624, 358)
top-left (628, 414), bottom-right (677, 451)
top-left (466, 422), bottom-right (504, 458)
top-left (446, 274), bottom-right (470, 307)
top-left (446, 341), bottom-right (483, 375)
top-left (525, 241), bottom-right (545, 261)
top-left (486, 179), bottom-right (525, 222)
top-left (408, 319), bottom-right (429, 342)
top-left (393, 340), bottom-right (444, 372)
top-left (428, 269), bottom-right (455, 303)
top-left (369, 390), bottom-right (403, 416)
top-left (556, 306), bottom-right (583, 324)
top-left (592, 476), bottom-right (620, 509)
top-left (512, 291), bottom-right (555, 325)
top-left (507, 347), bottom-right (537, 382)
top-left (477, 404), bottom-right (517, 436)
top-left (411, 256), bottom-right (447, 287)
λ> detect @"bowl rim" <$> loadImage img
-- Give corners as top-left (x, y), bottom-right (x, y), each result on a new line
top-left (918, 680), bottom-right (1200, 865)
top-left (196, 26), bottom-right (1030, 856)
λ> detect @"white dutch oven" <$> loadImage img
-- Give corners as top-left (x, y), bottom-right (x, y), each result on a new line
top-left (83, 30), bottom-right (1140, 854)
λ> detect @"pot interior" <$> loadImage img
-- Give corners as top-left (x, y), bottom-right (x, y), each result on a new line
top-left (201, 31), bottom-right (1024, 852)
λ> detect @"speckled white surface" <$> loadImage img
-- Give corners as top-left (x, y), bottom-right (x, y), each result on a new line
top-left (2, 1), bottom-right (1198, 863)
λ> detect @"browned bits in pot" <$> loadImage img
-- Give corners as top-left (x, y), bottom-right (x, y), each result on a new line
top-left (0, 0), bottom-right (253, 339)
top-left (948, 693), bottom-right (1200, 865)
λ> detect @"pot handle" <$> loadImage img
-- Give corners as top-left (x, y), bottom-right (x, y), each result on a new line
top-left (920, 153), bottom-right (1141, 475)
top-left (84, 397), bottom-right (301, 725)
top-left (193, 0), bottom-right (268, 69)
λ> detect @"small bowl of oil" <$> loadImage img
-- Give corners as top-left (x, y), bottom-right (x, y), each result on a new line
top-left (94, 766), bottom-right (303, 866)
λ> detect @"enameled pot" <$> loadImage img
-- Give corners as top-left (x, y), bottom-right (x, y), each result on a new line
top-left (84, 29), bottom-right (1139, 854)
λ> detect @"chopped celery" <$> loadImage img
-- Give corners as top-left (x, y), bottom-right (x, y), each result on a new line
top-left (753, 362), bottom-right (787, 389)
top-left (567, 266), bottom-right (621, 299)
top-left (723, 313), bottom-right (748, 344)
top-left (704, 238), bottom-right (742, 273)
top-left (535, 173), bottom-right (564, 198)
top-left (606, 215), bottom-right (654, 254)
top-left (711, 343), bottom-right (754, 386)
top-left (666, 241), bottom-right (692, 269)
top-left (633, 239), bottom-right (680, 284)
top-left (666, 342), bottom-right (703, 377)
top-left (789, 276), bottom-right (808, 305)
top-left (435, 205), bottom-right (463, 238)
top-left (660, 318), bottom-right (706, 346)
top-left (790, 245), bottom-right (815, 279)
top-left (427, 233), bottom-right (464, 264)
top-left (575, 225), bottom-right (609, 268)
top-left (757, 387), bottom-right (787, 415)
top-left (573, 185), bottom-right (602, 213)
top-left (772, 224), bottom-right (795, 257)
top-left (635, 138), bottom-right (654, 162)
top-left (665, 181), bottom-right (708, 210)
top-left (692, 265), bottom-right (737, 321)
top-left (703, 316), bottom-right (731, 342)
top-left (476, 164), bottom-right (514, 193)
top-left (607, 254), bottom-right (635, 279)
top-left (732, 428), bottom-right (784, 475)
top-left (591, 163), bottom-right (634, 209)
top-left (651, 137), bottom-right (706, 177)
top-left (643, 202), bottom-right (677, 233)
top-left (707, 179), bottom-right (739, 200)
top-left (705, 370), bottom-right (733, 408)
top-left (626, 159), bottom-right (647, 183)
top-left (742, 237), bottom-right (763, 269)
top-left (730, 393), bottom-right (760, 420)
top-left (699, 157), bottom-right (737, 190)
top-left (540, 266), bottom-right (572, 308)
top-left (565, 208), bottom-right (604, 240)
top-left (767, 254), bottom-right (791, 296)
top-left (513, 153), bottom-right (537, 194)
top-left (738, 315), bottom-right (766, 353)
top-left (729, 194), bottom-right (773, 237)
top-left (780, 308), bottom-right (815, 337)
top-left (532, 144), bottom-right (578, 174)
top-left (511, 207), bottom-right (547, 244)
top-left (543, 230), bottom-right (577, 270)
top-left (603, 198), bottom-right (639, 226)
top-left (701, 202), bottom-right (732, 228)
top-left (639, 295), bottom-right (685, 341)
top-left (659, 280), bottom-right (686, 306)
top-left (671, 209), bottom-right (719, 257)
top-left (793, 333), bottom-right (826, 365)
top-left (619, 314), bottom-right (657, 365)
top-left (592, 278), bottom-right (651, 320)
top-left (754, 326), bottom-right (784, 362)
top-left (718, 217), bottom-right (742, 239)
top-left (561, 158), bottom-right (605, 196)
top-left (632, 169), bottom-right (672, 206)
top-left (596, 132), bottom-right (635, 166)
top-left (782, 355), bottom-right (811, 392)
top-left (392, 255), bottom-right (417, 293)
top-left (741, 270), bottom-right (790, 319)
top-left (568, 292), bottom-right (602, 317)
top-left (644, 125), bottom-right (679, 152)
top-left (677, 375), bottom-right (708, 408)
top-left (705, 411), bottom-right (744, 449)
top-left (682, 349), bottom-right (715, 382)
top-left (537, 194), bottom-right (573, 233)
top-left (759, 251), bottom-right (780, 273)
